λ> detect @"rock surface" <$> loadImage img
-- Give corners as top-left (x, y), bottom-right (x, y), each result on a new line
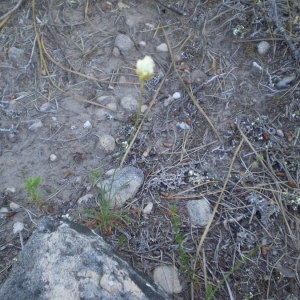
top-left (153, 265), bottom-right (182, 294)
top-left (97, 166), bottom-right (144, 207)
top-left (187, 198), bottom-right (211, 227)
top-left (0, 217), bottom-right (170, 300)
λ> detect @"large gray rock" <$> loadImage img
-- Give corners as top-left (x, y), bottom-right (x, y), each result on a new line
top-left (0, 217), bottom-right (170, 300)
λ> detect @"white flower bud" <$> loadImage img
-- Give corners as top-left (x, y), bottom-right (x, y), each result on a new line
top-left (136, 56), bottom-right (155, 81)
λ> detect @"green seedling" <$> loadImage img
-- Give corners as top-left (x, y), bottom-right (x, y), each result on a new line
top-left (88, 169), bottom-right (102, 187)
top-left (205, 246), bottom-right (259, 300)
top-left (169, 205), bottom-right (193, 279)
top-left (83, 183), bottom-right (133, 235)
top-left (23, 176), bottom-right (41, 204)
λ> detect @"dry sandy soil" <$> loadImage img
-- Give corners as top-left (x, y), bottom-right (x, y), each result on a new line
top-left (0, 0), bottom-right (299, 299)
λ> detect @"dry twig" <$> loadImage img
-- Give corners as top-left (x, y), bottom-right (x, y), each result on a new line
top-left (0, 0), bottom-right (25, 22)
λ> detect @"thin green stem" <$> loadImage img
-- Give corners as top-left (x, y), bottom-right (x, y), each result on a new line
top-left (134, 79), bottom-right (145, 130)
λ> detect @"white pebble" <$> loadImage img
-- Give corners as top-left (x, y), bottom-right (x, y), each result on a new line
top-left (276, 129), bottom-right (284, 137)
top-left (177, 122), bottom-right (190, 130)
top-left (98, 134), bottom-right (116, 152)
top-left (5, 187), bottom-right (16, 193)
top-left (156, 43), bottom-right (168, 52)
top-left (0, 207), bottom-right (9, 214)
top-left (40, 102), bottom-right (52, 112)
top-left (257, 41), bottom-right (270, 55)
top-left (141, 105), bottom-right (148, 113)
top-left (120, 95), bottom-right (138, 111)
top-left (139, 41), bottom-right (146, 47)
top-left (29, 120), bottom-right (43, 131)
top-left (9, 202), bottom-right (20, 210)
top-left (145, 23), bottom-right (154, 29)
top-left (83, 121), bottom-right (92, 129)
top-left (49, 154), bottom-right (57, 162)
top-left (143, 202), bottom-right (153, 215)
top-left (252, 61), bottom-right (262, 72)
top-left (172, 92), bottom-right (181, 99)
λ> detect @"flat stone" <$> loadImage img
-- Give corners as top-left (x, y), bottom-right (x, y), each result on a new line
top-left (97, 166), bottom-right (144, 207)
top-left (257, 41), bottom-right (270, 55)
top-left (39, 102), bottom-right (52, 112)
top-left (98, 134), bottom-right (115, 152)
top-left (83, 120), bottom-right (92, 129)
top-left (156, 43), bottom-right (168, 52)
top-left (115, 34), bottom-right (134, 52)
top-left (187, 198), bottom-right (211, 226)
top-left (153, 265), bottom-right (182, 294)
top-left (29, 120), bottom-right (43, 131)
top-left (120, 95), bottom-right (138, 111)
top-left (0, 217), bottom-right (170, 300)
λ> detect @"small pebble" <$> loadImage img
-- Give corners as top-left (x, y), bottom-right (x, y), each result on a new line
top-left (9, 202), bottom-right (20, 210)
top-left (276, 129), bottom-right (284, 137)
top-left (49, 154), bottom-right (57, 162)
top-left (141, 105), bottom-right (148, 113)
top-left (5, 187), bottom-right (16, 194)
top-left (0, 207), bottom-right (10, 217)
top-left (187, 198), bottom-right (211, 227)
top-left (276, 75), bottom-right (296, 89)
top-left (145, 23), bottom-right (154, 29)
top-left (40, 102), bottom-right (52, 112)
top-left (83, 121), bottom-right (92, 129)
top-left (142, 202), bottom-right (153, 215)
top-left (115, 34), bottom-right (134, 52)
top-left (29, 120), bottom-right (43, 131)
top-left (139, 41), bottom-right (146, 47)
top-left (98, 134), bottom-right (115, 152)
top-left (172, 92), bottom-right (181, 99)
top-left (177, 122), bottom-right (190, 130)
top-left (257, 41), bottom-right (270, 55)
top-left (112, 47), bottom-right (120, 57)
top-left (120, 95), bottom-right (138, 111)
top-left (252, 61), bottom-right (263, 72)
top-left (156, 43), bottom-right (168, 52)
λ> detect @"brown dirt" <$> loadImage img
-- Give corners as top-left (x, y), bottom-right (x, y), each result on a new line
top-left (0, 0), bottom-right (299, 299)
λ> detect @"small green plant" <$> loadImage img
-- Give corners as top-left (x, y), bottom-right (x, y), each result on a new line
top-left (23, 176), bottom-right (41, 204)
top-left (169, 205), bottom-right (193, 278)
top-left (88, 169), bottom-right (102, 187)
top-left (205, 246), bottom-right (260, 299)
top-left (83, 183), bottom-right (132, 235)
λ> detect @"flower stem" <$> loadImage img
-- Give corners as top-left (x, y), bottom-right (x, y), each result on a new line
top-left (134, 79), bottom-right (145, 131)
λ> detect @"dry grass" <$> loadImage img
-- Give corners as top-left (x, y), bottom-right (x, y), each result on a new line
top-left (0, 0), bottom-right (299, 298)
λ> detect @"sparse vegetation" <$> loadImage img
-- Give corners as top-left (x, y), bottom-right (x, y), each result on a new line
top-left (23, 176), bottom-right (41, 205)
top-left (83, 182), bottom-right (132, 235)
top-left (0, 0), bottom-right (299, 298)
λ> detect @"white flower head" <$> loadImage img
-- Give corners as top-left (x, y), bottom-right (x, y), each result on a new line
top-left (136, 55), bottom-right (155, 81)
